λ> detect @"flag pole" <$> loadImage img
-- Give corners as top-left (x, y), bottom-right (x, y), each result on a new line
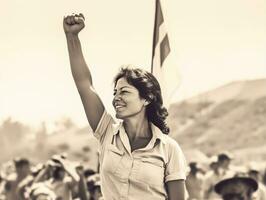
top-left (151, 0), bottom-right (159, 73)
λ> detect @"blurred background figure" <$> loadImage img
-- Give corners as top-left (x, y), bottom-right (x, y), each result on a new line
top-left (28, 182), bottom-right (56, 200)
top-left (17, 163), bottom-right (45, 200)
top-left (4, 158), bottom-right (31, 200)
top-left (203, 155), bottom-right (222, 200)
top-left (33, 155), bottom-right (79, 200)
top-left (217, 152), bottom-right (234, 177)
top-left (0, 174), bottom-right (6, 200)
top-left (86, 173), bottom-right (102, 200)
top-left (75, 165), bottom-right (90, 200)
top-left (0, 154), bottom-right (104, 200)
top-left (186, 162), bottom-right (204, 200)
top-left (248, 164), bottom-right (266, 200)
top-left (214, 171), bottom-right (258, 200)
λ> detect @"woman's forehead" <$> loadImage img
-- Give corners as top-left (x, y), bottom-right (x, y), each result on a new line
top-left (115, 78), bottom-right (133, 89)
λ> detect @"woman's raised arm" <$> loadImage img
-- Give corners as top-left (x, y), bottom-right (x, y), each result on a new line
top-left (63, 14), bottom-right (104, 131)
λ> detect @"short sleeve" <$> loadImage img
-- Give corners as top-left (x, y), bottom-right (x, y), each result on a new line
top-left (165, 140), bottom-right (187, 182)
top-left (93, 110), bottom-right (115, 144)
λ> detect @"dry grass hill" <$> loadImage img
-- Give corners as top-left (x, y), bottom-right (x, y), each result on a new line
top-left (168, 78), bottom-right (266, 164)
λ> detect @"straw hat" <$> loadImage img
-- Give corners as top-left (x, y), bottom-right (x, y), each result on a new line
top-left (215, 171), bottom-right (258, 195)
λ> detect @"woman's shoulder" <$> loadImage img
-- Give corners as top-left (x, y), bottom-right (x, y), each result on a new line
top-left (152, 124), bottom-right (179, 146)
top-left (93, 110), bottom-right (118, 134)
top-left (93, 109), bottom-right (123, 144)
top-left (162, 134), bottom-right (181, 147)
top-left (160, 134), bottom-right (186, 158)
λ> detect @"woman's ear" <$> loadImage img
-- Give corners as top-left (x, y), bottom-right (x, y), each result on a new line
top-left (147, 94), bottom-right (154, 101)
top-left (143, 94), bottom-right (153, 106)
top-left (144, 100), bottom-right (150, 106)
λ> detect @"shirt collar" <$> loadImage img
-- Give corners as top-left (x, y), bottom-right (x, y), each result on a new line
top-left (150, 123), bottom-right (166, 145)
top-left (112, 121), bottom-right (122, 136)
top-left (112, 121), bottom-right (166, 145)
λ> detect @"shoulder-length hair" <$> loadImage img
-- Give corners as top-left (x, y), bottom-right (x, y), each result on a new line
top-left (114, 66), bottom-right (169, 134)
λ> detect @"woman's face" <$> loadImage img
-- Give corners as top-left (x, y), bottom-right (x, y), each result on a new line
top-left (112, 77), bottom-right (146, 119)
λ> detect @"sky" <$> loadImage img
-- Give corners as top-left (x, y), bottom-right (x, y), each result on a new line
top-left (1, 0), bottom-right (265, 130)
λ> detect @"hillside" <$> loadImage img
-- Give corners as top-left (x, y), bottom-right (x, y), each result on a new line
top-left (186, 79), bottom-right (266, 103)
top-left (168, 78), bottom-right (266, 164)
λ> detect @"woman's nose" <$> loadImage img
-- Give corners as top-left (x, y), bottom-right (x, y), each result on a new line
top-left (114, 93), bottom-right (122, 101)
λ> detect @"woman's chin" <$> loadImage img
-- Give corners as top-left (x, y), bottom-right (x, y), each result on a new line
top-left (115, 113), bottom-right (124, 119)
top-left (115, 111), bottom-right (129, 120)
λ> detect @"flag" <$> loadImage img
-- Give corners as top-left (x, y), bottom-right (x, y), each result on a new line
top-left (151, 0), bottom-right (180, 107)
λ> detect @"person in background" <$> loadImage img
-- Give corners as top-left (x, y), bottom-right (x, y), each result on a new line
top-left (248, 165), bottom-right (266, 200)
top-left (0, 174), bottom-right (6, 200)
top-left (28, 183), bottom-right (56, 200)
top-left (215, 171), bottom-right (258, 200)
top-left (217, 152), bottom-right (233, 177)
top-left (63, 13), bottom-right (187, 200)
top-left (83, 169), bottom-right (96, 179)
top-left (203, 156), bottom-right (222, 200)
top-left (4, 158), bottom-right (31, 200)
top-left (86, 174), bottom-right (102, 200)
top-left (75, 165), bottom-right (89, 200)
top-left (17, 163), bottom-right (45, 200)
top-left (186, 162), bottom-right (204, 200)
top-left (33, 156), bottom-right (79, 200)
top-left (263, 169), bottom-right (266, 187)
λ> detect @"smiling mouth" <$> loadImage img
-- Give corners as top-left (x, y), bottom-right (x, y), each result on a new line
top-left (114, 104), bottom-right (126, 111)
top-left (115, 105), bottom-right (124, 109)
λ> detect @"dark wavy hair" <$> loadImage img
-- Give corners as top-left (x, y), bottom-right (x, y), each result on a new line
top-left (114, 66), bottom-right (169, 134)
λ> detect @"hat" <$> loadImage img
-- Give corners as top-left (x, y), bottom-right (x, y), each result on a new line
top-left (51, 154), bottom-right (66, 163)
top-left (189, 161), bottom-right (197, 167)
top-left (47, 160), bottom-right (62, 168)
top-left (189, 162), bottom-right (203, 170)
top-left (84, 168), bottom-right (96, 177)
top-left (218, 151), bottom-right (234, 161)
top-left (215, 171), bottom-right (258, 194)
top-left (248, 163), bottom-right (261, 173)
top-left (87, 173), bottom-right (101, 190)
top-left (13, 157), bottom-right (30, 167)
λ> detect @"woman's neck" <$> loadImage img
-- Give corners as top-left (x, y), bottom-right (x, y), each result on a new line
top-left (123, 113), bottom-right (151, 141)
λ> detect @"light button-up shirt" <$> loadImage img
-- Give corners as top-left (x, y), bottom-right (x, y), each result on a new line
top-left (94, 110), bottom-right (187, 200)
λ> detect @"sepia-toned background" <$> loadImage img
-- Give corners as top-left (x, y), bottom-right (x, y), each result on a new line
top-left (1, 0), bottom-right (266, 170)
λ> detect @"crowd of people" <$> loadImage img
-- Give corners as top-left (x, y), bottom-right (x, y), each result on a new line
top-left (0, 155), bottom-right (103, 200)
top-left (186, 152), bottom-right (266, 200)
top-left (0, 152), bottom-right (265, 200)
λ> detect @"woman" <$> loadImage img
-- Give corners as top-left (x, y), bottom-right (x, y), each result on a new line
top-left (63, 13), bottom-right (187, 200)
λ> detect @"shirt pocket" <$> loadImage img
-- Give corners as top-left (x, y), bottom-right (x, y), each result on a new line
top-left (136, 157), bottom-right (165, 186)
top-left (102, 144), bottom-right (124, 175)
